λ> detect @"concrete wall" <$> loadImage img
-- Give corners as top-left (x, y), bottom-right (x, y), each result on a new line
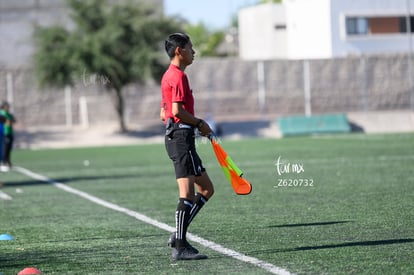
top-left (1, 54), bottom-right (411, 130)
top-left (0, 0), bottom-right (163, 68)
top-left (0, 0), bottom-right (72, 68)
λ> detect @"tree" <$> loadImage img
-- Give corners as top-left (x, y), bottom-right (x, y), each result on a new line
top-left (34, 0), bottom-right (182, 132)
top-left (34, 26), bottom-right (78, 88)
top-left (184, 23), bottom-right (225, 57)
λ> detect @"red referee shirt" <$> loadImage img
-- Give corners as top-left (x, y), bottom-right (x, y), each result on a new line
top-left (161, 64), bottom-right (195, 124)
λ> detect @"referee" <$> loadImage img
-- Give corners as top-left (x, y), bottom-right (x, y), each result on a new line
top-left (160, 33), bottom-right (214, 260)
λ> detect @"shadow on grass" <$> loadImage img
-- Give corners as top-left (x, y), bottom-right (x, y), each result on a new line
top-left (268, 221), bottom-right (352, 228)
top-left (15, 124), bottom-right (164, 149)
top-left (0, 233), bottom-right (169, 270)
top-left (3, 174), bottom-right (141, 187)
top-left (294, 238), bottom-right (414, 251)
top-left (219, 120), bottom-right (272, 137)
top-left (43, 232), bottom-right (166, 244)
top-left (249, 238), bottom-right (414, 255)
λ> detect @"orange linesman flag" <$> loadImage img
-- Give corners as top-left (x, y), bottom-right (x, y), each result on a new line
top-left (209, 134), bottom-right (252, 195)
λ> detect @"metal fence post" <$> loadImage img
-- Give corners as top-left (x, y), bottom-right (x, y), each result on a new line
top-left (360, 55), bottom-right (367, 112)
top-left (257, 60), bottom-right (266, 116)
top-left (303, 60), bottom-right (311, 116)
top-left (6, 72), bottom-right (14, 109)
top-left (407, 0), bottom-right (414, 110)
top-left (65, 86), bottom-right (72, 127)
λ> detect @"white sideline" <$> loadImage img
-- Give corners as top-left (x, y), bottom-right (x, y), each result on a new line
top-left (0, 190), bottom-right (12, 200)
top-left (14, 166), bottom-right (293, 275)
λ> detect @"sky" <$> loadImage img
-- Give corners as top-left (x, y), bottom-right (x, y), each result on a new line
top-left (164, 0), bottom-right (260, 30)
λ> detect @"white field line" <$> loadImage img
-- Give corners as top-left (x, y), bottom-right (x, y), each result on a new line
top-left (14, 166), bottom-right (293, 275)
top-left (0, 190), bottom-right (12, 200)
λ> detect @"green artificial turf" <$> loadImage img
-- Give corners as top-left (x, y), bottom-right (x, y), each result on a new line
top-left (0, 133), bottom-right (413, 274)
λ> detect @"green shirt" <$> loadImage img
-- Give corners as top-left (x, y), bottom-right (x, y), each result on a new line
top-left (0, 110), bottom-right (14, 136)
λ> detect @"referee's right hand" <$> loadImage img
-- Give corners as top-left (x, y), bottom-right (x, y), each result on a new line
top-left (198, 121), bottom-right (212, 137)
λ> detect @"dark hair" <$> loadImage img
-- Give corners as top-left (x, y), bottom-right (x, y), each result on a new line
top-left (164, 33), bottom-right (190, 59)
top-left (1, 101), bottom-right (9, 109)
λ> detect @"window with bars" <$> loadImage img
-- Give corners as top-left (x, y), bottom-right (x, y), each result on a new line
top-left (345, 15), bottom-right (414, 36)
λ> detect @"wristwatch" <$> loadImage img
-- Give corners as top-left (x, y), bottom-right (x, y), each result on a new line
top-left (196, 119), bottom-right (204, 129)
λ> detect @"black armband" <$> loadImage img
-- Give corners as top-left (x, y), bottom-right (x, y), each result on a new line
top-left (196, 119), bottom-right (204, 129)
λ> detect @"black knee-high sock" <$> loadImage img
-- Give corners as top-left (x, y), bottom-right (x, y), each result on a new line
top-left (175, 198), bottom-right (193, 248)
top-left (187, 193), bottom-right (208, 226)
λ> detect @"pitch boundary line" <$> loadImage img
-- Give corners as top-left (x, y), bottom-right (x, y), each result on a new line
top-left (0, 190), bottom-right (12, 200)
top-left (14, 166), bottom-right (293, 275)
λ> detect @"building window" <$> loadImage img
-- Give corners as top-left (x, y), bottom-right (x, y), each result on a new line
top-left (346, 17), bottom-right (368, 35)
top-left (274, 24), bottom-right (286, 30)
top-left (399, 16), bottom-right (414, 32)
top-left (346, 15), bottom-right (414, 36)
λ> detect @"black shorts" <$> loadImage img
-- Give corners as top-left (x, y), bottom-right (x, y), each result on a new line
top-left (165, 128), bottom-right (205, 178)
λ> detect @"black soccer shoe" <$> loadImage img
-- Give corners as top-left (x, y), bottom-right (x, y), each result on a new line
top-left (167, 232), bottom-right (199, 254)
top-left (172, 247), bottom-right (208, 261)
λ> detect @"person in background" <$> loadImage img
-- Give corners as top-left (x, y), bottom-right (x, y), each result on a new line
top-left (0, 111), bottom-right (5, 170)
top-left (1, 101), bottom-right (16, 171)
